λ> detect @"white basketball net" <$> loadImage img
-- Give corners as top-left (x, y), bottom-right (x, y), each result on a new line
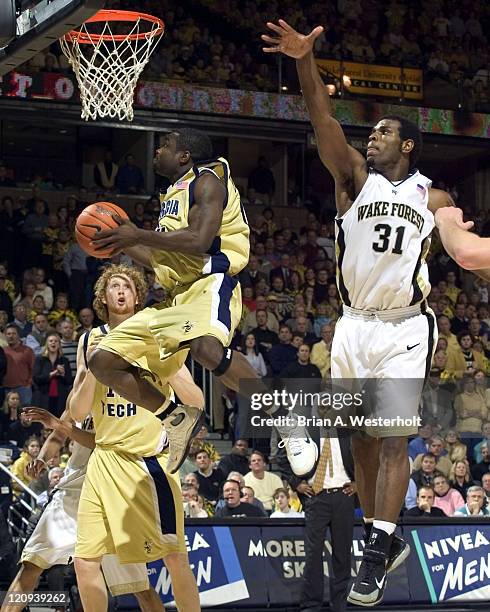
top-left (60, 15), bottom-right (163, 121)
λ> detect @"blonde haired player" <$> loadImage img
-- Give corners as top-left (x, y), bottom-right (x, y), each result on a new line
top-left (68, 264), bottom-right (202, 611)
top-left (90, 128), bottom-right (317, 477)
top-left (1, 268), bottom-right (176, 612)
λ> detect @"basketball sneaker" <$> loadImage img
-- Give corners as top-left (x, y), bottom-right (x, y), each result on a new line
top-left (276, 414), bottom-right (318, 476)
top-left (363, 523), bottom-right (410, 573)
top-left (349, 527), bottom-right (393, 606)
top-left (160, 405), bottom-right (205, 474)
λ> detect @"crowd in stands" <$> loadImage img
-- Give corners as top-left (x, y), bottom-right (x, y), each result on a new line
top-left (10, 1), bottom-right (490, 111)
top-left (1, 161), bottom-right (490, 521)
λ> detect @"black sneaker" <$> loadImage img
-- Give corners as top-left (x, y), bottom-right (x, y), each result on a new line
top-left (386, 534), bottom-right (410, 573)
top-left (347, 547), bottom-right (388, 607)
top-left (363, 524), bottom-right (409, 574)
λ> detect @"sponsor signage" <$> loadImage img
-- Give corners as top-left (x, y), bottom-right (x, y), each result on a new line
top-left (317, 59), bottom-right (423, 100)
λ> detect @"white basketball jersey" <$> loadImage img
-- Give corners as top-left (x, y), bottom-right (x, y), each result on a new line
top-left (56, 415), bottom-right (94, 493)
top-left (335, 170), bottom-right (434, 310)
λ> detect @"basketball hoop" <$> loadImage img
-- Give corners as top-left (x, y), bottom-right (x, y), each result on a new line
top-left (60, 10), bottom-right (164, 121)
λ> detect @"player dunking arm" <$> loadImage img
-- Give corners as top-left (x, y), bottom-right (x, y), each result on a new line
top-left (68, 264), bottom-right (201, 612)
top-left (435, 207), bottom-right (490, 280)
top-left (89, 128), bottom-right (317, 477)
top-left (2, 389), bottom-right (164, 606)
top-left (262, 20), bottom-right (454, 608)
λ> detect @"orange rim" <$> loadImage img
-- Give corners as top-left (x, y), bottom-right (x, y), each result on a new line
top-left (62, 9), bottom-right (164, 43)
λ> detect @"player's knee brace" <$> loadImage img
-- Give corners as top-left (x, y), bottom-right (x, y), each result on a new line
top-left (213, 347), bottom-right (233, 376)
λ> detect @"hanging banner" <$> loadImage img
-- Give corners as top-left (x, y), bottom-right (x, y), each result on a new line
top-left (317, 59), bottom-right (423, 100)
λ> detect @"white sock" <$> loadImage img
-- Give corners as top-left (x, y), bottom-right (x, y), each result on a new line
top-left (373, 519), bottom-right (396, 536)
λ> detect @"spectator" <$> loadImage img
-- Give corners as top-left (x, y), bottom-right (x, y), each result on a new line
top-left (32, 268), bottom-right (53, 311)
top-left (404, 486), bottom-right (446, 517)
top-left (408, 423), bottom-right (434, 461)
top-left (420, 352), bottom-right (456, 430)
top-left (449, 460), bottom-right (475, 501)
top-left (0, 165), bottom-right (16, 187)
top-left (270, 254), bottom-right (293, 289)
top-left (411, 453), bottom-right (441, 488)
top-left (0, 275), bottom-right (13, 320)
top-left (10, 435), bottom-right (40, 497)
top-left (193, 449), bottom-right (225, 504)
top-left (25, 314), bottom-right (50, 357)
top-left (269, 487), bottom-right (304, 518)
top-left (252, 309), bottom-right (278, 357)
top-left (450, 302), bottom-right (468, 335)
top-left (413, 436), bottom-right (452, 477)
top-left (432, 474), bottom-right (465, 516)
top-left (446, 333), bottom-right (486, 378)
top-left (454, 374), bottom-right (488, 456)
top-left (482, 473), bottom-right (490, 501)
top-left (190, 423), bottom-right (220, 463)
top-left (62, 241), bottom-right (88, 312)
top-left (244, 450), bottom-right (283, 511)
top-left (310, 323), bottom-right (334, 379)
top-left (116, 154), bottom-right (144, 194)
top-left (241, 485), bottom-right (268, 515)
top-left (215, 479), bottom-right (265, 517)
top-left (0, 390), bottom-right (21, 435)
top-left (59, 319), bottom-right (78, 376)
top-left (32, 334), bottom-right (72, 418)
top-left (472, 443), bottom-right (490, 482)
top-left (218, 439), bottom-right (250, 477)
top-left (77, 308), bottom-right (95, 338)
top-left (266, 325), bottom-right (297, 377)
top-left (47, 293), bottom-right (78, 328)
top-left (7, 407), bottom-right (42, 449)
top-left (94, 151), bottom-right (118, 191)
top-left (437, 316), bottom-right (459, 352)
top-left (21, 200), bottom-right (48, 268)
top-left (293, 316), bottom-right (317, 346)
top-left (36, 467), bottom-right (64, 508)
top-left (242, 296), bottom-right (278, 335)
top-left (182, 484), bottom-right (208, 518)
top-left (3, 324), bottom-right (35, 405)
top-left (443, 429), bottom-right (467, 463)
top-left (10, 304), bottom-right (32, 339)
top-left (248, 157), bottom-right (275, 204)
top-left (473, 421), bottom-right (490, 464)
top-left (280, 343), bottom-right (322, 382)
top-left (239, 255), bottom-right (268, 289)
top-left (242, 333), bottom-right (267, 376)
top-left (454, 485), bottom-right (490, 516)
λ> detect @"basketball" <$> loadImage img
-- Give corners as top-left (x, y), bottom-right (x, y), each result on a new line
top-left (75, 201), bottom-right (129, 258)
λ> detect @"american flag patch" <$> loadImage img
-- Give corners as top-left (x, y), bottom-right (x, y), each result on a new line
top-left (416, 184), bottom-right (426, 196)
top-left (175, 180), bottom-right (190, 189)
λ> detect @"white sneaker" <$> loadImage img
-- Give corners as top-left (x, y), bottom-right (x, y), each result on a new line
top-left (161, 405), bottom-right (204, 474)
top-left (276, 415), bottom-right (318, 476)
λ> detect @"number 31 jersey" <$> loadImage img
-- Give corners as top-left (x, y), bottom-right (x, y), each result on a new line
top-left (335, 169), bottom-right (434, 310)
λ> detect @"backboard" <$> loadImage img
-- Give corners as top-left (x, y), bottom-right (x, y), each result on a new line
top-left (0, 0), bottom-right (104, 76)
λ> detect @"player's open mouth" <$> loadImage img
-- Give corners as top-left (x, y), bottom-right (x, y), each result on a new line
top-left (367, 147), bottom-right (378, 155)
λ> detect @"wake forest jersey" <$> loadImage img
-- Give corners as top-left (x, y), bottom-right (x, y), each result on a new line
top-left (85, 326), bottom-right (178, 457)
top-left (335, 170), bottom-right (434, 310)
top-left (151, 157), bottom-right (250, 290)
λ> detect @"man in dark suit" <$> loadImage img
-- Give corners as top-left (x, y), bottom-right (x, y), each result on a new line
top-left (279, 427), bottom-right (356, 612)
top-left (270, 253), bottom-right (293, 289)
top-left (239, 254), bottom-right (268, 288)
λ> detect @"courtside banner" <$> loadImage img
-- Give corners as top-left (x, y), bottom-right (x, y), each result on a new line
top-left (406, 524), bottom-right (490, 603)
top-left (316, 59), bottom-right (423, 100)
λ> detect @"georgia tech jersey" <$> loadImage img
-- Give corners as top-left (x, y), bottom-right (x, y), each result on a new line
top-left (335, 169), bottom-right (434, 310)
top-left (85, 326), bottom-right (172, 457)
top-left (151, 157), bottom-right (250, 290)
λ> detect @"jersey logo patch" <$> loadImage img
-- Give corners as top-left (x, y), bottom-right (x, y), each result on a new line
top-left (144, 540), bottom-right (153, 554)
top-left (182, 320), bottom-right (196, 333)
top-left (407, 343), bottom-right (420, 351)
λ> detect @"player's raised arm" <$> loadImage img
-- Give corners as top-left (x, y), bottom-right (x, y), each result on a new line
top-left (69, 333), bottom-right (98, 422)
top-left (262, 20), bottom-right (365, 191)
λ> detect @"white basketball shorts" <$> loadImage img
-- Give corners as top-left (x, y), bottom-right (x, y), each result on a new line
top-left (330, 303), bottom-right (437, 437)
top-left (21, 487), bottom-right (149, 595)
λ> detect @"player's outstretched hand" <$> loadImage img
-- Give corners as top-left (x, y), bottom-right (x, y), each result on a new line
top-left (26, 458), bottom-right (47, 479)
top-left (261, 19), bottom-right (324, 59)
top-left (434, 207), bottom-right (474, 232)
top-left (91, 215), bottom-right (140, 254)
top-left (23, 407), bottom-right (61, 430)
